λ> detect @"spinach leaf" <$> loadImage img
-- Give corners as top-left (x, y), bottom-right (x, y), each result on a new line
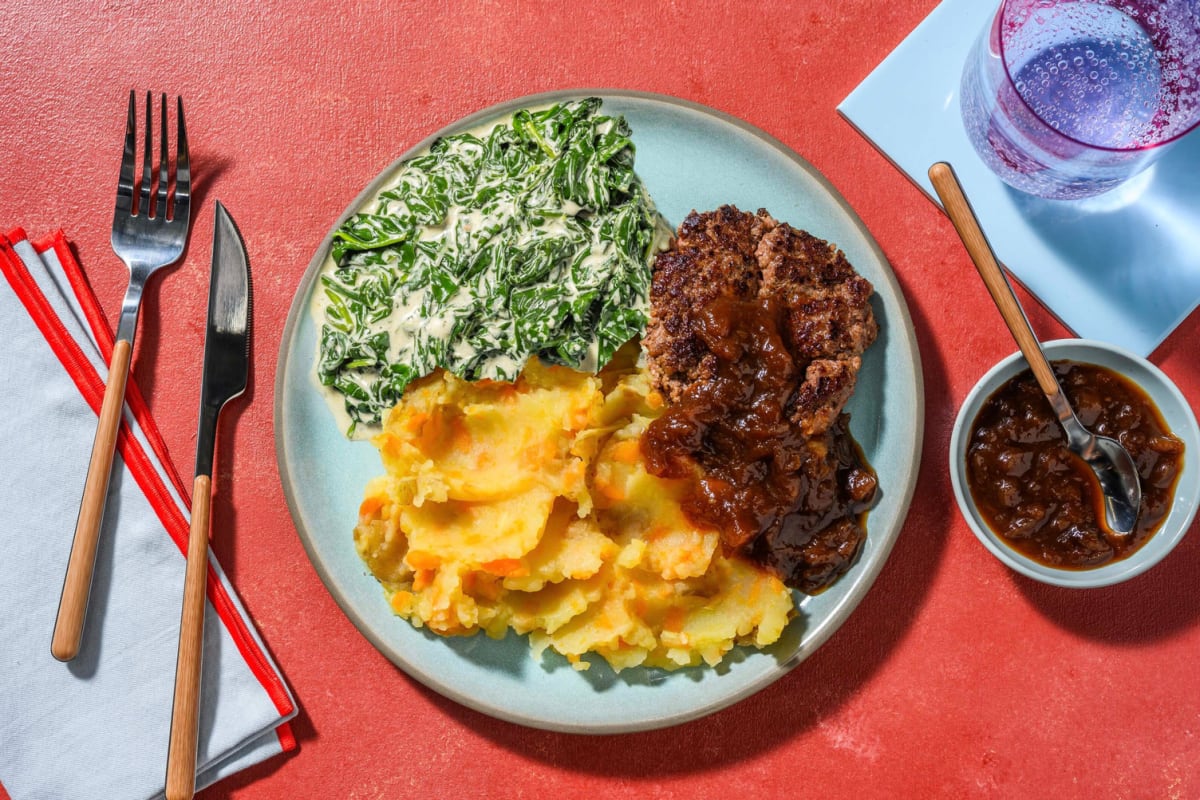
top-left (317, 98), bottom-right (667, 432)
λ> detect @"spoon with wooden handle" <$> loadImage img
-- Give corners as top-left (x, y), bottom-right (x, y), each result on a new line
top-left (928, 161), bottom-right (1141, 542)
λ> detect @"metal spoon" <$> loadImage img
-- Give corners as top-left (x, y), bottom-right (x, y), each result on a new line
top-left (928, 162), bottom-right (1141, 542)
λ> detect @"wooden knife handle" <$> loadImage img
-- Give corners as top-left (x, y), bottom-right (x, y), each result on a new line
top-left (52, 338), bottom-right (133, 662)
top-left (165, 474), bottom-right (212, 800)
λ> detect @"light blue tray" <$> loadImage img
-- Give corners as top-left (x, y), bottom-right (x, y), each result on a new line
top-left (839, 0), bottom-right (1200, 356)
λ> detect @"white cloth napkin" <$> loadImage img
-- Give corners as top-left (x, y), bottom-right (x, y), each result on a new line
top-left (0, 229), bottom-right (296, 800)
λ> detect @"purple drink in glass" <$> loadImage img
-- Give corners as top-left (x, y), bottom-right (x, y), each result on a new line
top-left (961, 0), bottom-right (1200, 199)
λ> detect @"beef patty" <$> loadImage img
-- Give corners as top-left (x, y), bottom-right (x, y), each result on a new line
top-left (639, 206), bottom-right (879, 593)
top-left (642, 206), bottom-right (877, 436)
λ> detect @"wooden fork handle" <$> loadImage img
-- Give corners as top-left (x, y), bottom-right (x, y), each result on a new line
top-left (927, 162), bottom-right (1062, 400)
top-left (165, 474), bottom-right (212, 800)
top-left (52, 338), bottom-right (133, 662)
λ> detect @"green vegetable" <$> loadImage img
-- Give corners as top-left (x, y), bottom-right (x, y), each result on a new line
top-left (317, 98), bottom-right (667, 434)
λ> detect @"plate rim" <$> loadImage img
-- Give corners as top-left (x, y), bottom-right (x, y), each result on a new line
top-left (274, 88), bottom-right (925, 733)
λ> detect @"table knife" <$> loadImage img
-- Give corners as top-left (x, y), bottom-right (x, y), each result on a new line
top-left (165, 201), bottom-right (251, 800)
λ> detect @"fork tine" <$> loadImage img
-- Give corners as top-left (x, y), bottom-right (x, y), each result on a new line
top-left (156, 93), bottom-right (169, 220)
top-left (174, 96), bottom-right (190, 224)
top-left (139, 91), bottom-right (153, 216)
top-left (115, 90), bottom-right (136, 216)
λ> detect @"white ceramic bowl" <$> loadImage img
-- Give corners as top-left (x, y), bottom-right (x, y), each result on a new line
top-left (950, 339), bottom-right (1200, 588)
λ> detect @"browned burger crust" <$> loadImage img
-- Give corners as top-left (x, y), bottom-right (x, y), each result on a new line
top-left (643, 205), bottom-right (877, 435)
top-left (758, 222), bottom-right (877, 361)
top-left (642, 206), bottom-right (771, 402)
top-left (640, 206), bottom-right (880, 594)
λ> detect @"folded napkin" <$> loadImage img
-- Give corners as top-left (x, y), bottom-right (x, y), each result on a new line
top-left (0, 229), bottom-right (296, 800)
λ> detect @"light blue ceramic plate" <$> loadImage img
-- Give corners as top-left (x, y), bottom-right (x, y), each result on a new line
top-left (275, 90), bottom-right (924, 733)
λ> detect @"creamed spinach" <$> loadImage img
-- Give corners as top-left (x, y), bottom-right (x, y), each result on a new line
top-left (316, 98), bottom-right (666, 435)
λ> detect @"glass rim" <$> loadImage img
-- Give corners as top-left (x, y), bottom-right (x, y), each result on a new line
top-left (996, 0), bottom-right (1200, 154)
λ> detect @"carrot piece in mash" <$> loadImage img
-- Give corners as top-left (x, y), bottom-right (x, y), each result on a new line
top-left (609, 439), bottom-right (641, 464)
top-left (481, 558), bottom-right (527, 577)
top-left (358, 496), bottom-right (385, 519)
top-left (662, 606), bottom-right (686, 633)
top-left (594, 477), bottom-right (625, 502)
top-left (406, 550), bottom-right (441, 570)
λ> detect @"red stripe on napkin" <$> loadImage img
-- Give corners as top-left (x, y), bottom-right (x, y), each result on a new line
top-left (1, 231), bottom-right (296, 749)
top-left (0, 234), bottom-right (111, 418)
top-left (35, 231), bottom-right (194, 511)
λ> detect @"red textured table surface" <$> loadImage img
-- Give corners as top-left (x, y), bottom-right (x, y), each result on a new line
top-left (4, 2), bottom-right (1199, 798)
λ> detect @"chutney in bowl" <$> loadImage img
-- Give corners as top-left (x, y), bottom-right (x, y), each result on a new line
top-left (950, 339), bottom-right (1200, 588)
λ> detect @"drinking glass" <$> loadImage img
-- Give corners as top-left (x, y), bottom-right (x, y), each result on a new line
top-left (960, 0), bottom-right (1200, 200)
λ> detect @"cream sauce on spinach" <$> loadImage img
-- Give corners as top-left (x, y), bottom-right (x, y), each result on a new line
top-left (313, 98), bottom-right (668, 437)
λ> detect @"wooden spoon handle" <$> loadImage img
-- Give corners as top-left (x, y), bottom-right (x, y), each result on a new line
top-left (928, 162), bottom-right (1062, 400)
top-left (51, 338), bottom-right (133, 662)
top-left (165, 474), bottom-right (212, 800)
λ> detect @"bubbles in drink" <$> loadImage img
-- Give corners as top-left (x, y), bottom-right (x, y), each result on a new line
top-left (1012, 31), bottom-right (1161, 148)
top-left (960, 0), bottom-right (1200, 198)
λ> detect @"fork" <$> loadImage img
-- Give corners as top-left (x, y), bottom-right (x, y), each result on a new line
top-left (51, 91), bottom-right (192, 662)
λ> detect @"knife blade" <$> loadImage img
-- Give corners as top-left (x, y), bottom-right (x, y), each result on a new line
top-left (194, 202), bottom-right (251, 474)
top-left (165, 201), bottom-right (250, 800)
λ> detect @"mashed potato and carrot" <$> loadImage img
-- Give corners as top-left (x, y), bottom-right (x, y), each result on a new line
top-left (353, 350), bottom-right (794, 672)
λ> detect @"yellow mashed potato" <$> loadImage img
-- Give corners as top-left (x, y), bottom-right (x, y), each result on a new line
top-left (353, 349), bottom-right (794, 671)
